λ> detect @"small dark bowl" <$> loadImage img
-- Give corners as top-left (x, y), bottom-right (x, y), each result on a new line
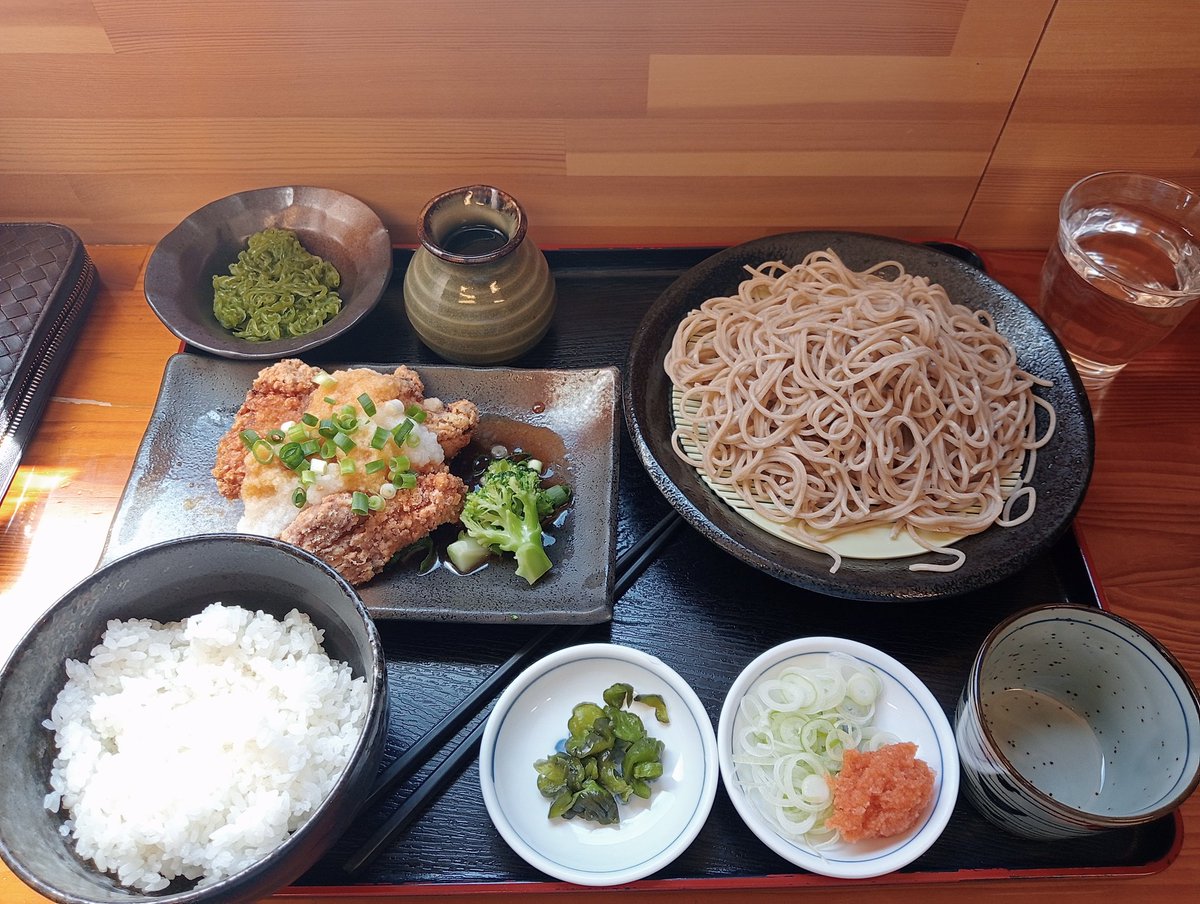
top-left (0, 534), bottom-right (388, 904)
top-left (144, 186), bottom-right (393, 359)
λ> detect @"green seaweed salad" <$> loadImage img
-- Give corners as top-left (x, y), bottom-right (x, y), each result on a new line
top-left (213, 228), bottom-right (342, 341)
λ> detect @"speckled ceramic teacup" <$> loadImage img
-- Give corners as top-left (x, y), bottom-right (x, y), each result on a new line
top-left (955, 604), bottom-right (1200, 839)
top-left (403, 185), bottom-right (556, 365)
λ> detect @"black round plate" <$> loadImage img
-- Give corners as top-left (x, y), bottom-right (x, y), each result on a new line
top-left (623, 231), bottom-right (1095, 602)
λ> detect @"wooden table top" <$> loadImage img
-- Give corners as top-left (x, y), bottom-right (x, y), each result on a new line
top-left (1, 245), bottom-right (1196, 904)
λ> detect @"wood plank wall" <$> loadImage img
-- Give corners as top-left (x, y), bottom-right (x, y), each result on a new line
top-left (1, 0), bottom-right (1198, 250)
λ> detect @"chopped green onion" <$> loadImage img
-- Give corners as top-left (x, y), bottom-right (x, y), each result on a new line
top-left (285, 423), bottom-right (309, 443)
top-left (543, 483), bottom-right (571, 510)
top-left (339, 458), bottom-right (356, 475)
top-left (291, 487), bottom-right (308, 508)
top-left (323, 395), bottom-right (337, 406)
top-left (266, 428), bottom-right (286, 443)
top-left (301, 412), bottom-right (319, 427)
top-left (390, 454), bottom-right (410, 472)
top-left (405, 403), bottom-right (427, 423)
top-left (299, 439), bottom-right (320, 456)
top-left (365, 459), bottom-right (387, 474)
top-left (320, 439), bottom-right (337, 459)
top-left (380, 482), bottom-right (397, 499)
top-left (358, 393), bottom-right (377, 416)
top-left (238, 429), bottom-right (260, 450)
top-left (336, 414), bottom-right (358, 432)
top-left (406, 431), bottom-right (421, 447)
top-left (392, 419), bottom-right (413, 443)
top-left (317, 418), bottom-right (337, 439)
top-left (279, 442), bottom-right (305, 470)
top-left (398, 471), bottom-right (418, 489)
top-left (313, 370), bottom-right (336, 389)
top-left (351, 491), bottom-right (369, 516)
top-left (370, 426), bottom-right (390, 450)
top-left (367, 494), bottom-right (385, 511)
top-left (309, 458), bottom-right (328, 475)
top-left (250, 440), bottom-right (274, 464)
top-left (299, 469), bottom-right (318, 486)
top-left (333, 431), bottom-right (356, 452)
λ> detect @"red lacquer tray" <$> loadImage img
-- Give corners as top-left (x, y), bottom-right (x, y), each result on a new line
top-left (181, 246), bottom-right (1179, 893)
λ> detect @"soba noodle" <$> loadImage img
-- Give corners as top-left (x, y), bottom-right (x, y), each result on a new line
top-left (664, 249), bottom-right (1055, 573)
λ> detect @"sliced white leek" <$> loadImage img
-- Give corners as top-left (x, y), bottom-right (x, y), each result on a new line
top-left (732, 655), bottom-right (898, 848)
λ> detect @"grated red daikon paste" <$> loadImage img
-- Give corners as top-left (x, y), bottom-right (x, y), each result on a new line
top-left (825, 741), bottom-right (933, 842)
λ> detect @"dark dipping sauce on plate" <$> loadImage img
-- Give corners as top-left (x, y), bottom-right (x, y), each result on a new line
top-left (394, 414), bottom-right (573, 578)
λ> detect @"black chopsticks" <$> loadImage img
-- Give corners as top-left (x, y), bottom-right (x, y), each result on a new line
top-left (342, 717), bottom-right (489, 877)
top-left (613, 510), bottom-right (683, 599)
top-left (342, 509), bottom-right (684, 877)
top-left (356, 624), bottom-right (578, 818)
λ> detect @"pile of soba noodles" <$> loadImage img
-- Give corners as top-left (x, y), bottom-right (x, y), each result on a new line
top-left (664, 249), bottom-right (1055, 573)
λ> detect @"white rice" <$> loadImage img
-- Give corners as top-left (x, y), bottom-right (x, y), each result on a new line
top-left (42, 602), bottom-right (369, 892)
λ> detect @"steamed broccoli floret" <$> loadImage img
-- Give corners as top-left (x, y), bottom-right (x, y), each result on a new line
top-left (458, 458), bottom-right (571, 585)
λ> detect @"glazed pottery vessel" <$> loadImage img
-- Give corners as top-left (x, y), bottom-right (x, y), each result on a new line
top-left (403, 185), bottom-right (556, 365)
top-left (955, 604), bottom-right (1200, 839)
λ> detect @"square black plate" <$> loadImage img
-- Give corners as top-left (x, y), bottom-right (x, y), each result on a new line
top-left (101, 354), bottom-right (619, 623)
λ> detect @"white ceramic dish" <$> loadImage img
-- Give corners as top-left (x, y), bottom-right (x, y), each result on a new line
top-left (479, 643), bottom-right (718, 886)
top-left (718, 637), bottom-right (959, 879)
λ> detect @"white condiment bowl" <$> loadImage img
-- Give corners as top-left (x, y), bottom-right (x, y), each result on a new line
top-left (718, 637), bottom-right (959, 880)
top-left (479, 643), bottom-right (718, 886)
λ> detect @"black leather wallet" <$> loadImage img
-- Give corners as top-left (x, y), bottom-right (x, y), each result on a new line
top-left (0, 224), bottom-right (98, 500)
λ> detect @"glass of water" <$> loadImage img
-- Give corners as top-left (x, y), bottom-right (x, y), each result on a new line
top-left (1038, 171), bottom-right (1200, 386)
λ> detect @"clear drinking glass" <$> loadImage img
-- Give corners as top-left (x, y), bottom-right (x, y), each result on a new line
top-left (1038, 171), bottom-right (1200, 385)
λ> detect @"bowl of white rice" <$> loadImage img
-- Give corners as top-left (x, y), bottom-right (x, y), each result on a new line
top-left (0, 533), bottom-right (388, 904)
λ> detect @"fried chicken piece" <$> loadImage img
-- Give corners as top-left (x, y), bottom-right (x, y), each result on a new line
top-left (422, 398), bottom-right (479, 460)
top-left (215, 361), bottom-right (478, 496)
top-left (320, 365), bottom-right (425, 414)
top-left (215, 359), bottom-right (480, 585)
top-left (280, 467), bottom-right (467, 585)
top-left (348, 365), bottom-right (478, 458)
top-left (389, 365), bottom-right (426, 407)
top-left (214, 359), bottom-right (319, 499)
top-left (300, 366), bottom-right (478, 472)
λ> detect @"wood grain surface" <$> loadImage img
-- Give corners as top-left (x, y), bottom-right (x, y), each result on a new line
top-left (959, 0), bottom-right (1200, 248)
top-left (3, 1), bottom-right (1197, 250)
top-left (0, 244), bottom-right (1197, 902)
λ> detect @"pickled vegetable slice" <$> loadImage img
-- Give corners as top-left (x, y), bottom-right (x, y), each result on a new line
top-left (533, 682), bottom-right (669, 826)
